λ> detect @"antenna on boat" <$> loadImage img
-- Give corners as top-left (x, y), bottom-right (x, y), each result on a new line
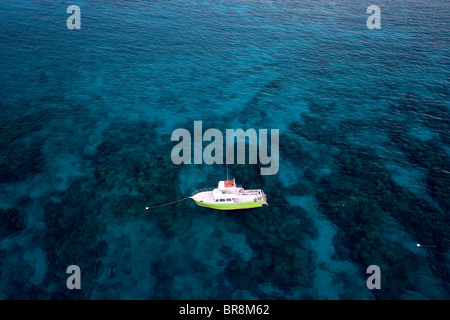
top-left (226, 164), bottom-right (229, 180)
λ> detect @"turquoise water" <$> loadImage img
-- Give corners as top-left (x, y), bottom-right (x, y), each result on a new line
top-left (0, 0), bottom-right (449, 299)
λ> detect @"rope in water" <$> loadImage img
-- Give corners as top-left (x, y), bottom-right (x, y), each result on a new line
top-left (144, 198), bottom-right (446, 253)
top-left (145, 197), bottom-right (191, 210)
top-left (145, 197), bottom-right (345, 210)
top-left (270, 203), bottom-right (345, 207)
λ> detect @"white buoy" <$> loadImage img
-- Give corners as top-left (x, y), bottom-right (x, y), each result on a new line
top-left (416, 243), bottom-right (436, 248)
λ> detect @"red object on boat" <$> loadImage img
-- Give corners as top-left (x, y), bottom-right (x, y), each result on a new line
top-left (224, 179), bottom-right (235, 187)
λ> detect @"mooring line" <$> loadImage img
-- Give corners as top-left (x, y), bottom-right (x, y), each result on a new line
top-left (270, 203), bottom-right (345, 207)
top-left (145, 197), bottom-right (191, 210)
top-left (145, 198), bottom-right (345, 210)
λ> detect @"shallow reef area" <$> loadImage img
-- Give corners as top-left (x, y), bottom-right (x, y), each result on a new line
top-left (1, 0), bottom-right (449, 300)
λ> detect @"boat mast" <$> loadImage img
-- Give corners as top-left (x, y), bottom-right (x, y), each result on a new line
top-left (226, 164), bottom-right (229, 180)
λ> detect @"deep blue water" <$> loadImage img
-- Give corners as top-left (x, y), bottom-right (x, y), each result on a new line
top-left (0, 0), bottom-right (449, 299)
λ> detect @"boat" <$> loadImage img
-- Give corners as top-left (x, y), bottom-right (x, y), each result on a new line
top-left (190, 178), bottom-right (268, 210)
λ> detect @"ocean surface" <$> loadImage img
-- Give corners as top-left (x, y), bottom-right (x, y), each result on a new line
top-left (0, 0), bottom-right (449, 299)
